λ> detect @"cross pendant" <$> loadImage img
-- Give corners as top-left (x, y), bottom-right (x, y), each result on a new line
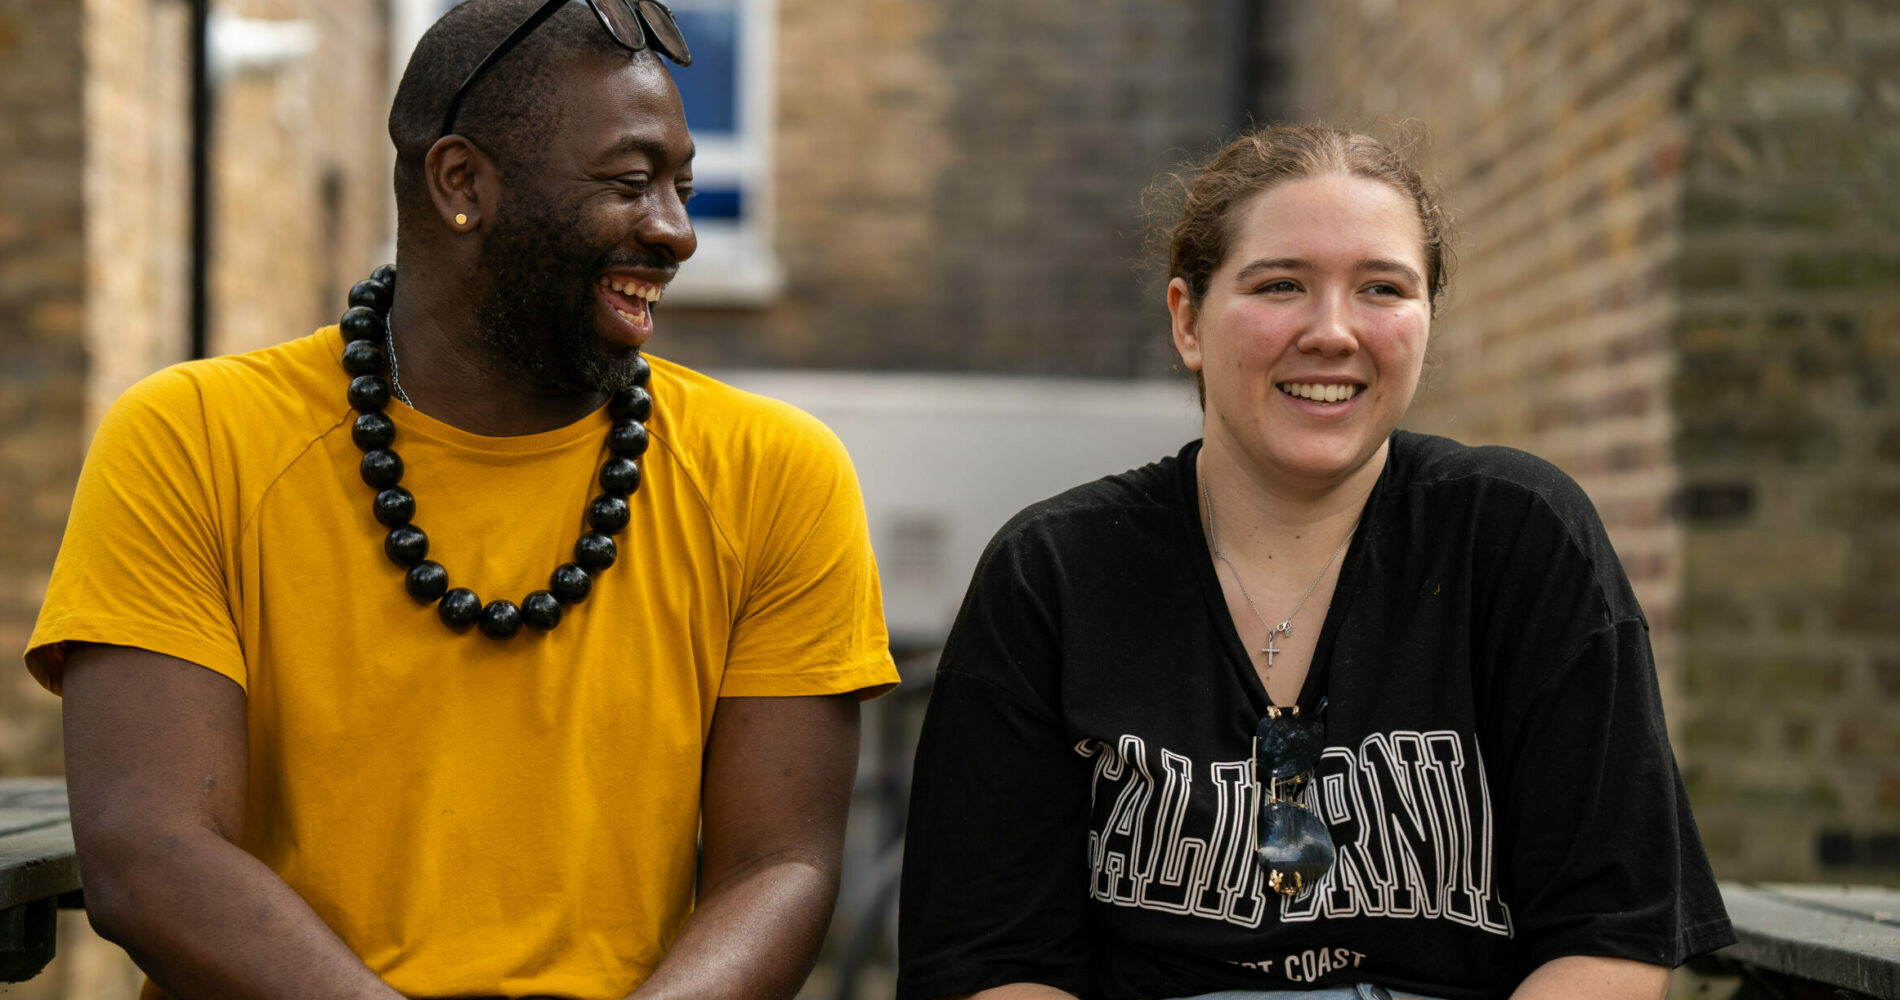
top-left (1261, 622), bottom-right (1291, 667)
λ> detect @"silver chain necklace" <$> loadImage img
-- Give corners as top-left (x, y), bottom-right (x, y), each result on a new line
top-left (1200, 477), bottom-right (1351, 668)
top-left (384, 318), bottom-right (413, 407)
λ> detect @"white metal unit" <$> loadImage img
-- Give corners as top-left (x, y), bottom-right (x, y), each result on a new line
top-left (716, 371), bottom-right (1204, 648)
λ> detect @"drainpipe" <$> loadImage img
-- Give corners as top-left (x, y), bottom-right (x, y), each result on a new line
top-left (1219, 0), bottom-right (1260, 132)
top-left (188, 0), bottom-right (211, 360)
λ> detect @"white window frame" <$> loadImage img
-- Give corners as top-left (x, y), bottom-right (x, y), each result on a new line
top-left (651, 0), bottom-right (782, 306)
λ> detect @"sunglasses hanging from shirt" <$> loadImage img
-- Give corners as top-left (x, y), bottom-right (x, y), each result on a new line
top-left (440, 0), bottom-right (693, 139)
top-left (1252, 700), bottom-right (1336, 897)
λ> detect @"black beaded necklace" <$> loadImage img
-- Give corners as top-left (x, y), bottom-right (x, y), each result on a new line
top-left (336, 264), bottom-right (651, 639)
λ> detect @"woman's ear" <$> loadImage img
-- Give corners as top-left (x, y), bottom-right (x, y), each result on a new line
top-left (424, 135), bottom-right (494, 232)
top-left (1167, 277), bottom-right (1203, 372)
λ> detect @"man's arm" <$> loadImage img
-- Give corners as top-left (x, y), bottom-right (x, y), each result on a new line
top-left (1510, 955), bottom-right (1669, 1000)
top-left (627, 693), bottom-right (860, 1000)
top-left (61, 644), bottom-right (403, 1000)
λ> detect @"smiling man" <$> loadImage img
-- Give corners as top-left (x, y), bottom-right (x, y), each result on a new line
top-left (24, 2), bottom-right (897, 998)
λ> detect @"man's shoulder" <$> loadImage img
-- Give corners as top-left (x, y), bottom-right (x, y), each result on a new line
top-left (101, 328), bottom-right (346, 450)
top-left (646, 355), bottom-right (850, 468)
top-left (111, 328), bottom-right (341, 422)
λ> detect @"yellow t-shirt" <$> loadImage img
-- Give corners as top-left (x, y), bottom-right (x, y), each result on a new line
top-left (27, 326), bottom-right (897, 998)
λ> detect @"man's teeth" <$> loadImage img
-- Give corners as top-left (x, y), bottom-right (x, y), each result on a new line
top-left (1278, 382), bottom-right (1361, 403)
top-left (597, 275), bottom-right (663, 302)
top-left (615, 308), bottom-right (644, 324)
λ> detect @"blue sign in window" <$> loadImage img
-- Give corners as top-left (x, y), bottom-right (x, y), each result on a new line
top-left (687, 185), bottom-right (743, 221)
top-left (670, 7), bottom-right (738, 135)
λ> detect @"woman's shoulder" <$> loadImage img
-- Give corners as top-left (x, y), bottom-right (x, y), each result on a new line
top-left (1385, 430), bottom-right (1638, 618)
top-left (989, 443), bottom-right (1193, 551)
top-left (1386, 430), bottom-right (1603, 524)
top-left (1388, 429), bottom-right (1575, 491)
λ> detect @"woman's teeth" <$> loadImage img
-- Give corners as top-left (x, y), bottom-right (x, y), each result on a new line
top-left (1278, 382), bottom-right (1361, 403)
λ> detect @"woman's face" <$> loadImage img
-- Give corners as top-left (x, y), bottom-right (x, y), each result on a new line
top-left (1169, 173), bottom-right (1431, 493)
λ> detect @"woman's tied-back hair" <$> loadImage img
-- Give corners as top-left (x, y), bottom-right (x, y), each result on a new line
top-left (386, 0), bottom-right (637, 230)
top-left (1146, 123), bottom-right (1454, 313)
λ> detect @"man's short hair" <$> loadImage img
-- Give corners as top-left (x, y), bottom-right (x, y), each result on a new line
top-left (387, 0), bottom-right (639, 228)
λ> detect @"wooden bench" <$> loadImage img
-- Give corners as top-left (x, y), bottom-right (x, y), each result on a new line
top-left (1706, 881), bottom-right (1900, 999)
top-left (0, 777), bottom-right (80, 982)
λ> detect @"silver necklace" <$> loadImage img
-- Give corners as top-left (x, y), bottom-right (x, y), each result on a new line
top-left (1200, 477), bottom-right (1351, 667)
top-left (384, 319), bottom-right (413, 406)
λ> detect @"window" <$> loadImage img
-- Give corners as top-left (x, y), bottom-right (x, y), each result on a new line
top-left (657, 0), bottom-right (782, 304)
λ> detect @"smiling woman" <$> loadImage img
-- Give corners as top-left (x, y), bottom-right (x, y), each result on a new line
top-left (1170, 172), bottom-right (1431, 507)
top-left (897, 125), bottom-right (1735, 1000)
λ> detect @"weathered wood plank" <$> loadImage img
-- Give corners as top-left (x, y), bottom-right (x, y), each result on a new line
top-left (0, 778), bottom-right (66, 811)
top-left (0, 827), bottom-right (78, 912)
top-left (1719, 882), bottom-right (1900, 999)
top-left (1757, 884), bottom-right (1900, 925)
top-left (0, 777), bottom-right (69, 841)
top-left (0, 778), bottom-right (77, 911)
top-left (0, 779), bottom-right (77, 983)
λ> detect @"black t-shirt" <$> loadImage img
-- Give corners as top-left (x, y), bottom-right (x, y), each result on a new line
top-left (897, 432), bottom-right (1733, 1000)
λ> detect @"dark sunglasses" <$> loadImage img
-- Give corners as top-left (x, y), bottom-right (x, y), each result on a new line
top-left (440, 0), bottom-right (693, 139)
top-left (1251, 700), bottom-right (1335, 898)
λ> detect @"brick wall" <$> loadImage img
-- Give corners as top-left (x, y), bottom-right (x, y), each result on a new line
top-left (1281, 0), bottom-right (1900, 882)
top-left (0, 0), bottom-right (88, 777)
top-left (212, 0), bottom-right (393, 356)
top-left (1283, 0), bottom-right (1695, 714)
top-left (1671, 0), bottom-right (1900, 881)
top-left (85, 0), bottom-right (193, 439)
top-left (656, 0), bottom-right (1236, 376)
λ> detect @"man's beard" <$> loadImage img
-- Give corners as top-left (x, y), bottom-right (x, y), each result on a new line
top-left (470, 193), bottom-right (656, 395)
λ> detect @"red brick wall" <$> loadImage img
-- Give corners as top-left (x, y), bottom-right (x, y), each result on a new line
top-left (210, 0), bottom-right (392, 358)
top-left (84, 0), bottom-right (193, 426)
top-left (1282, 0), bottom-right (1900, 881)
top-left (657, 0), bottom-right (1235, 376)
top-left (1284, 0), bottom-right (1694, 716)
top-left (0, 0), bottom-right (88, 776)
top-left (1670, 0), bottom-right (1900, 881)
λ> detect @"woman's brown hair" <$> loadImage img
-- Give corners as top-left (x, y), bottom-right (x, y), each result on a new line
top-left (1146, 123), bottom-right (1453, 311)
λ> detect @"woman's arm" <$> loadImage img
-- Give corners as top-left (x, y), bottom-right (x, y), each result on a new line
top-left (897, 527), bottom-right (1095, 1000)
top-left (1475, 472), bottom-right (1732, 986)
top-left (1510, 955), bottom-right (1668, 1000)
top-left (961, 986), bottom-right (1084, 1000)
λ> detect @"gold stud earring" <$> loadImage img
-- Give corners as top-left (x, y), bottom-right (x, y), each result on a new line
top-left (455, 213), bottom-right (468, 226)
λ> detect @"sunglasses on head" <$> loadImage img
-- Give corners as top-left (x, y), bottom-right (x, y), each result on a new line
top-left (1251, 700), bottom-right (1336, 898)
top-left (440, 0), bottom-right (693, 140)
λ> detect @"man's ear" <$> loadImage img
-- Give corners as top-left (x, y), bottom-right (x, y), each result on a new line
top-left (424, 135), bottom-right (496, 232)
top-left (1167, 277), bottom-right (1204, 372)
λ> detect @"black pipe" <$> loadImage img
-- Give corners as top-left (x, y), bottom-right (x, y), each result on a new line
top-left (188, 0), bottom-right (211, 360)
top-left (1223, 0), bottom-right (1279, 129)
top-left (1218, 0), bottom-right (1251, 132)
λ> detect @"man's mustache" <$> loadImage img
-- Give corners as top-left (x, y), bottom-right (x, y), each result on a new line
top-left (597, 250), bottom-right (679, 275)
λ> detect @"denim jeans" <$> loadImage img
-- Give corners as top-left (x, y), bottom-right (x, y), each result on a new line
top-left (1168, 987), bottom-right (1451, 1000)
